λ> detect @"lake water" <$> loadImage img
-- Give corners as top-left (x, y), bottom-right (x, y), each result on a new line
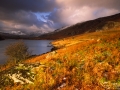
top-left (0, 39), bottom-right (53, 64)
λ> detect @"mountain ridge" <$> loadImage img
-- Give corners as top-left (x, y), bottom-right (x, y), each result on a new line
top-left (38, 13), bottom-right (120, 40)
top-left (0, 13), bottom-right (120, 89)
top-left (0, 35), bottom-right (4, 40)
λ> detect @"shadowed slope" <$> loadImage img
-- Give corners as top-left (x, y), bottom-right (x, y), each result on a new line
top-left (38, 13), bottom-right (120, 39)
top-left (0, 35), bottom-right (4, 40)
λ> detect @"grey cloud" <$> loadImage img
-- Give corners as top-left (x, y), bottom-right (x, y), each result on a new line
top-left (0, 0), bottom-right (57, 12)
top-left (57, 0), bottom-right (120, 10)
top-left (0, 10), bottom-right (52, 33)
top-left (48, 10), bottom-right (66, 23)
top-left (0, 10), bottom-right (46, 27)
top-left (0, 0), bottom-right (58, 33)
top-left (47, 9), bottom-right (70, 29)
top-left (0, 0), bottom-right (120, 33)
top-left (47, 0), bottom-right (120, 29)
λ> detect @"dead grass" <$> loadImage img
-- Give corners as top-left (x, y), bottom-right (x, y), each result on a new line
top-left (2, 28), bottom-right (120, 90)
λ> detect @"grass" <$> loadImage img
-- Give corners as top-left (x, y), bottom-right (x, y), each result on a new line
top-left (1, 27), bottom-right (120, 90)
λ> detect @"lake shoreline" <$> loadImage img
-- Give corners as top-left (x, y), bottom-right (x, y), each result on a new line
top-left (0, 39), bottom-right (53, 65)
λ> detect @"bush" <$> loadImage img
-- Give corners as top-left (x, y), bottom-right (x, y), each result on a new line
top-left (5, 41), bottom-right (31, 63)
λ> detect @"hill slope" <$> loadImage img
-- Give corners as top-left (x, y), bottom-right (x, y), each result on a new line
top-left (0, 26), bottom-right (120, 89)
top-left (0, 32), bottom-right (35, 39)
top-left (0, 35), bottom-right (4, 40)
top-left (0, 13), bottom-right (120, 89)
top-left (38, 13), bottom-right (120, 39)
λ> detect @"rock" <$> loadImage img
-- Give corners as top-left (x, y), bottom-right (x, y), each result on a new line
top-left (0, 62), bottom-right (41, 88)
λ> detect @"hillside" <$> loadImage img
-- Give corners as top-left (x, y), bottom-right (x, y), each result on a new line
top-left (0, 25), bottom-right (120, 89)
top-left (0, 35), bottom-right (4, 40)
top-left (38, 13), bottom-right (120, 40)
top-left (0, 32), bottom-right (36, 40)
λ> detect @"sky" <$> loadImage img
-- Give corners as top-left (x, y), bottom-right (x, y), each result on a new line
top-left (0, 0), bottom-right (120, 34)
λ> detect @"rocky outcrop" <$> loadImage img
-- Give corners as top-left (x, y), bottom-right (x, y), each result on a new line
top-left (0, 63), bottom-right (41, 88)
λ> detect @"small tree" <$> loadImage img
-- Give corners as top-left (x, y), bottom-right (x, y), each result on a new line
top-left (5, 41), bottom-right (31, 63)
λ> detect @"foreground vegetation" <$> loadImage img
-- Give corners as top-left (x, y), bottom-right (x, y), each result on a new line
top-left (0, 27), bottom-right (120, 89)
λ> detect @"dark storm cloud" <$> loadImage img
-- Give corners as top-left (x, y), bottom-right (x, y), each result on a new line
top-left (0, 0), bottom-right (57, 12)
top-left (0, 10), bottom-right (45, 27)
top-left (0, 0), bottom-right (58, 33)
top-left (0, 0), bottom-right (120, 33)
top-left (0, 10), bottom-right (50, 33)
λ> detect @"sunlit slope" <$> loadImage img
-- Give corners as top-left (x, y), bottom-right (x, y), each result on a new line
top-left (20, 28), bottom-right (120, 89)
top-left (1, 13), bottom-right (120, 89)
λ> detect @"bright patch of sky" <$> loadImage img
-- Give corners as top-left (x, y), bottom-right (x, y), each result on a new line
top-left (34, 12), bottom-right (50, 22)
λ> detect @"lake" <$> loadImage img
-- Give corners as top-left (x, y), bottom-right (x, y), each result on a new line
top-left (0, 39), bottom-right (53, 64)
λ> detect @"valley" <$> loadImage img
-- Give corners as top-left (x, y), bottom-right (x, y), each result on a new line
top-left (0, 13), bottom-right (120, 90)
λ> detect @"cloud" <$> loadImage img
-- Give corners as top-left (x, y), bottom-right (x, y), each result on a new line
top-left (0, 0), bottom-right (57, 12)
top-left (0, 0), bottom-right (120, 34)
top-left (56, 0), bottom-right (120, 10)
top-left (47, 6), bottom-right (119, 28)
top-left (45, 0), bottom-right (120, 29)
top-left (0, 10), bottom-right (54, 33)
top-left (0, 0), bottom-right (58, 33)
top-left (0, 11), bottom-right (44, 26)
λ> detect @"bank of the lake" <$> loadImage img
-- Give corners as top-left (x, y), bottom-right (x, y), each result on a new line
top-left (0, 39), bottom-right (53, 64)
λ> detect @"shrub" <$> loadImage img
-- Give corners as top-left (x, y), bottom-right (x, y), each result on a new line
top-left (5, 41), bottom-right (31, 63)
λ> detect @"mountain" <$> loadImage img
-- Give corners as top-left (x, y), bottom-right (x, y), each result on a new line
top-left (0, 13), bottom-right (120, 89)
top-left (1, 23), bottom-right (120, 89)
top-left (0, 35), bottom-right (4, 40)
top-left (0, 30), bottom-right (50, 40)
top-left (38, 13), bottom-right (120, 40)
top-left (0, 32), bottom-right (38, 39)
top-left (0, 32), bottom-right (26, 39)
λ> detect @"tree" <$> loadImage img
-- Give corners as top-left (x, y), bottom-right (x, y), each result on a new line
top-left (5, 41), bottom-right (31, 63)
